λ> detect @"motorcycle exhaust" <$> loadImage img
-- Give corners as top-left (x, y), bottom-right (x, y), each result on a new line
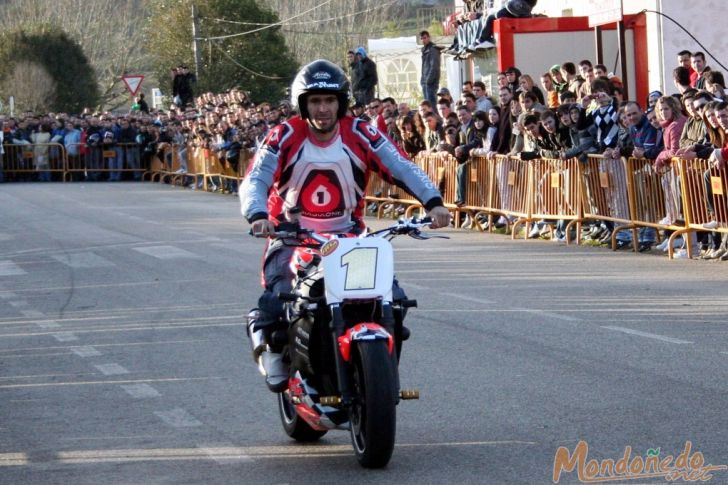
top-left (246, 309), bottom-right (266, 365)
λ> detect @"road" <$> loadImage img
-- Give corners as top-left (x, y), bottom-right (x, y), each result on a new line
top-left (1, 183), bottom-right (727, 484)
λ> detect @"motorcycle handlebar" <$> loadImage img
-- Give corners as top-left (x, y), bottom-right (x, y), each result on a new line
top-left (248, 216), bottom-right (437, 241)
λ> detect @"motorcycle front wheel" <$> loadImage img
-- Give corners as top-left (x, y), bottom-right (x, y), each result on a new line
top-left (278, 390), bottom-right (328, 442)
top-left (349, 340), bottom-right (397, 468)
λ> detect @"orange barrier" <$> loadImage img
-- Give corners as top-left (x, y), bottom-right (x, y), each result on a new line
top-left (577, 155), bottom-right (639, 250)
top-left (65, 143), bottom-right (146, 181)
top-left (673, 158), bottom-right (728, 259)
top-left (622, 157), bottom-right (687, 256)
top-left (4, 141), bottom-right (726, 263)
top-left (1, 143), bottom-right (66, 181)
top-left (524, 157), bottom-right (583, 243)
top-left (361, 153), bottom-right (432, 220)
top-left (142, 143), bottom-right (250, 194)
top-left (491, 155), bottom-right (530, 238)
top-left (152, 144), bottom-right (185, 185)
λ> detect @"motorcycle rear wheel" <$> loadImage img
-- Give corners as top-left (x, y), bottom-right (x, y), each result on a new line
top-left (278, 390), bottom-right (328, 442)
top-left (349, 340), bottom-right (397, 468)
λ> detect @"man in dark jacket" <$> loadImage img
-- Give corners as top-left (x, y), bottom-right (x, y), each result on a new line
top-left (115, 118), bottom-right (141, 180)
top-left (420, 31), bottom-right (441, 106)
top-left (454, 104), bottom-right (481, 206)
top-left (173, 65), bottom-right (196, 107)
top-left (347, 50), bottom-right (363, 103)
top-left (353, 47), bottom-right (377, 106)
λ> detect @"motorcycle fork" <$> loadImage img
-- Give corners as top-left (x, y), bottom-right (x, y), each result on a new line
top-left (381, 302), bottom-right (401, 400)
top-left (330, 304), bottom-right (353, 406)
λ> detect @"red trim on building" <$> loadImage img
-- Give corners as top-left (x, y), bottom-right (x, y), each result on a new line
top-left (492, 13), bottom-right (648, 104)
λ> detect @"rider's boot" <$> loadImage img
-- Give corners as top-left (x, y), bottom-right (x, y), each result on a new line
top-left (246, 309), bottom-right (288, 393)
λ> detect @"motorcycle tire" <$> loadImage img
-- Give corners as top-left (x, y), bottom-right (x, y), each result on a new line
top-left (278, 390), bottom-right (328, 442)
top-left (349, 340), bottom-right (398, 468)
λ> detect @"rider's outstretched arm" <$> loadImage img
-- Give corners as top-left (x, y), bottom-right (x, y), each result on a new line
top-left (240, 124), bottom-right (288, 225)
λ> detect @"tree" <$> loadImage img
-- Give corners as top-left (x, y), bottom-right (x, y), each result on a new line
top-left (263, 0), bottom-right (396, 67)
top-left (0, 0), bottom-right (150, 110)
top-left (0, 25), bottom-right (99, 113)
top-left (147, 0), bottom-right (298, 104)
top-left (0, 61), bottom-right (55, 113)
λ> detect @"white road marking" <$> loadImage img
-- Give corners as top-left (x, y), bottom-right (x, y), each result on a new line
top-left (94, 364), bottom-right (129, 376)
top-left (602, 326), bottom-right (693, 344)
top-left (401, 281), bottom-right (427, 290)
top-left (520, 308), bottom-right (580, 322)
top-left (154, 408), bottom-right (203, 428)
top-left (210, 242), bottom-right (248, 254)
top-left (197, 444), bottom-right (254, 464)
top-left (71, 346), bottom-right (102, 357)
top-left (37, 321), bottom-right (61, 329)
top-left (51, 252), bottom-right (115, 268)
top-left (0, 292), bottom-right (19, 299)
top-left (438, 290), bottom-right (578, 323)
top-left (0, 452), bottom-right (28, 466)
top-left (52, 332), bottom-right (78, 342)
top-left (133, 246), bottom-right (200, 260)
top-left (0, 261), bottom-right (26, 276)
top-left (8, 300), bottom-right (28, 308)
top-left (441, 291), bottom-right (495, 305)
top-left (20, 309), bottom-right (46, 318)
top-left (121, 383), bottom-right (161, 399)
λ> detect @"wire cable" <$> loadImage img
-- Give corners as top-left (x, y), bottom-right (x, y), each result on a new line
top-left (639, 9), bottom-right (727, 72)
top-left (200, 0), bottom-right (335, 41)
top-left (201, 1), bottom-right (396, 28)
top-left (211, 42), bottom-right (288, 80)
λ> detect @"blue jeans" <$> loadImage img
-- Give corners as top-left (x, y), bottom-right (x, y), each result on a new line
top-left (616, 227), bottom-right (656, 244)
top-left (87, 148), bottom-right (102, 180)
top-left (421, 82), bottom-right (438, 106)
top-left (456, 161), bottom-right (469, 204)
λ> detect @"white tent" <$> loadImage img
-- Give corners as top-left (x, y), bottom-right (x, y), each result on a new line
top-left (367, 36), bottom-right (447, 107)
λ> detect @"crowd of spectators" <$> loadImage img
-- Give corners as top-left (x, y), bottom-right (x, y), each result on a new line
top-left (2, 49), bottom-right (728, 260)
top-left (0, 85), bottom-right (296, 188)
top-left (359, 50), bottom-right (727, 260)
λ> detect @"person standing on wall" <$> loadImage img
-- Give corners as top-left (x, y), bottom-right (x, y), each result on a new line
top-left (420, 30), bottom-right (441, 106)
top-left (353, 47), bottom-right (378, 106)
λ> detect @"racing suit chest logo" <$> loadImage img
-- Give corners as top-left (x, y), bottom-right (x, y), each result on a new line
top-left (299, 170), bottom-right (345, 219)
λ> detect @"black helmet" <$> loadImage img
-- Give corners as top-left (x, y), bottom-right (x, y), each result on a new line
top-left (291, 59), bottom-right (351, 120)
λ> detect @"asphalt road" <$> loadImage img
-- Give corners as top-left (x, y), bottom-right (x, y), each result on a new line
top-left (1, 182), bottom-right (727, 485)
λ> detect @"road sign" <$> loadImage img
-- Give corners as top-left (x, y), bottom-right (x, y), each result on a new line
top-left (586, 0), bottom-right (623, 28)
top-left (121, 75), bottom-right (145, 96)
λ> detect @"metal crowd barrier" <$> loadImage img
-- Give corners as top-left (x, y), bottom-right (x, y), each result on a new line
top-left (143, 144), bottom-right (252, 194)
top-left (578, 155), bottom-right (637, 250)
top-left (362, 153), bottom-right (433, 220)
top-left (4, 141), bottom-right (727, 262)
top-left (674, 158), bottom-right (728, 259)
top-left (515, 157), bottom-right (583, 242)
top-left (1, 143), bottom-right (67, 181)
top-left (64, 143), bottom-right (145, 181)
top-left (144, 143), bottom-right (182, 184)
top-left (494, 155), bottom-right (530, 238)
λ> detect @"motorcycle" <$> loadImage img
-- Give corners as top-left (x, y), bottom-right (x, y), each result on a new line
top-left (251, 216), bottom-right (442, 468)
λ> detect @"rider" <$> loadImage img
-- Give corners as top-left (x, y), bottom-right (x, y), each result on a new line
top-left (240, 59), bottom-right (451, 392)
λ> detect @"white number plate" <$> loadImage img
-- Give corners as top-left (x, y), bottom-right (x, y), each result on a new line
top-left (321, 237), bottom-right (393, 304)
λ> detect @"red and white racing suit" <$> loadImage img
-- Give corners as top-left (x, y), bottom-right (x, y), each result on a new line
top-left (240, 115), bottom-right (442, 232)
top-left (239, 115), bottom-right (443, 324)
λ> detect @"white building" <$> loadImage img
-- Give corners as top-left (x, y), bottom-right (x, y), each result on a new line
top-left (534, 0), bottom-right (728, 93)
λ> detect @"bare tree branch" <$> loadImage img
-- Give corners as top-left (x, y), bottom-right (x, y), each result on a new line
top-left (0, 0), bottom-right (150, 109)
top-left (0, 61), bottom-right (55, 113)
